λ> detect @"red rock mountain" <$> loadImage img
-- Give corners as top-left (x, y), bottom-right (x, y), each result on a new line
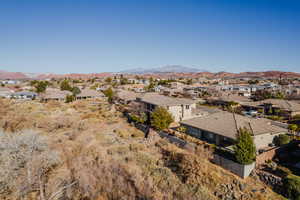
top-left (0, 70), bottom-right (28, 79)
top-left (0, 70), bottom-right (299, 80)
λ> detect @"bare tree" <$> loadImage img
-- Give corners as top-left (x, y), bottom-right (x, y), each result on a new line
top-left (0, 130), bottom-right (76, 199)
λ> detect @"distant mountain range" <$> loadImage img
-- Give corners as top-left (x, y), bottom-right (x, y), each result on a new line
top-left (0, 70), bottom-right (28, 79)
top-left (0, 66), bottom-right (300, 80)
top-left (121, 65), bottom-right (206, 74)
top-left (0, 70), bottom-right (112, 80)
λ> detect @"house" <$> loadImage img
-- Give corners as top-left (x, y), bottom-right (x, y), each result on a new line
top-left (0, 87), bottom-right (14, 98)
top-left (218, 85), bottom-right (266, 94)
top-left (206, 92), bottom-right (251, 107)
top-left (220, 85), bottom-right (252, 93)
top-left (162, 88), bottom-right (184, 97)
top-left (127, 78), bottom-right (138, 84)
top-left (1, 80), bottom-right (21, 85)
top-left (241, 99), bottom-right (300, 117)
top-left (141, 79), bottom-right (150, 85)
top-left (238, 91), bottom-right (251, 97)
top-left (137, 93), bottom-right (197, 122)
top-left (284, 85), bottom-right (300, 96)
top-left (182, 88), bottom-right (200, 99)
top-left (170, 82), bottom-right (185, 89)
top-left (96, 85), bottom-right (111, 92)
top-left (118, 84), bottom-right (146, 93)
top-left (40, 88), bottom-right (72, 102)
top-left (153, 85), bottom-right (167, 93)
top-left (115, 89), bottom-right (139, 104)
top-left (180, 111), bottom-right (288, 150)
top-left (263, 83), bottom-right (280, 90)
top-left (11, 91), bottom-right (37, 100)
top-left (127, 78), bottom-right (149, 85)
top-left (76, 89), bottom-right (104, 100)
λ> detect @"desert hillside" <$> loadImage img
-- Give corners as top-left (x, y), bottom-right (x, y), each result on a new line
top-left (0, 98), bottom-right (284, 200)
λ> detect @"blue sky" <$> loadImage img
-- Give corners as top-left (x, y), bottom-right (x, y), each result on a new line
top-left (0, 0), bottom-right (299, 73)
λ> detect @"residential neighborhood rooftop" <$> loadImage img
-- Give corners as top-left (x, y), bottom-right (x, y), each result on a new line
top-left (242, 99), bottom-right (300, 112)
top-left (40, 88), bottom-right (72, 100)
top-left (180, 111), bottom-right (287, 140)
top-left (139, 93), bottom-right (196, 106)
top-left (116, 89), bottom-right (139, 102)
top-left (76, 88), bottom-right (104, 98)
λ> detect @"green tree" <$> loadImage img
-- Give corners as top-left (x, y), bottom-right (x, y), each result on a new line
top-left (105, 77), bottom-right (112, 84)
top-left (273, 108), bottom-right (281, 115)
top-left (72, 86), bottom-right (81, 96)
top-left (65, 94), bottom-right (75, 103)
top-left (72, 79), bottom-right (81, 84)
top-left (177, 126), bottom-right (186, 133)
top-left (283, 175), bottom-right (300, 200)
top-left (130, 112), bottom-right (147, 124)
top-left (288, 124), bottom-right (298, 133)
top-left (103, 87), bottom-right (115, 103)
top-left (274, 134), bottom-right (290, 146)
top-left (150, 107), bottom-right (174, 131)
top-left (34, 81), bottom-right (48, 93)
top-left (120, 77), bottom-right (129, 85)
top-left (157, 80), bottom-right (171, 86)
top-left (186, 79), bottom-right (193, 85)
top-left (292, 114), bottom-right (300, 120)
top-left (60, 79), bottom-right (72, 91)
top-left (257, 108), bottom-right (264, 113)
top-left (234, 127), bottom-right (256, 165)
top-left (145, 82), bottom-right (156, 92)
top-left (274, 92), bottom-right (285, 99)
top-left (248, 79), bottom-right (259, 85)
top-left (30, 80), bottom-right (38, 86)
top-left (149, 77), bottom-right (154, 83)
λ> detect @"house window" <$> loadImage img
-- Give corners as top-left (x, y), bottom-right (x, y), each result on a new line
top-left (151, 104), bottom-right (156, 111)
top-left (147, 104), bottom-right (151, 110)
top-left (186, 105), bottom-right (190, 109)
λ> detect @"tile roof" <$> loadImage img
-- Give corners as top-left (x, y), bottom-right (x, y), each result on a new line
top-left (242, 99), bottom-right (300, 112)
top-left (116, 90), bottom-right (139, 101)
top-left (76, 89), bottom-right (104, 98)
top-left (0, 87), bottom-right (13, 93)
top-left (40, 88), bottom-right (72, 99)
top-left (208, 92), bottom-right (251, 103)
top-left (13, 91), bottom-right (37, 96)
top-left (181, 111), bottom-right (287, 140)
top-left (139, 93), bottom-right (196, 106)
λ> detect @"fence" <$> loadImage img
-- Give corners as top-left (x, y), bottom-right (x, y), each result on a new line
top-left (213, 154), bottom-right (255, 178)
top-left (256, 147), bottom-right (279, 166)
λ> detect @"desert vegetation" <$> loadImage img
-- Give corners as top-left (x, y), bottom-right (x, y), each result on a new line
top-left (234, 128), bottom-right (256, 165)
top-left (0, 98), bottom-right (284, 200)
top-left (150, 107), bottom-right (174, 131)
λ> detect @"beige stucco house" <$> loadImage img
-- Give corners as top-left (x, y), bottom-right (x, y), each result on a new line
top-left (40, 88), bottom-right (72, 102)
top-left (76, 88), bottom-right (104, 100)
top-left (241, 99), bottom-right (300, 118)
top-left (137, 93), bottom-right (197, 122)
top-left (180, 111), bottom-right (288, 150)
